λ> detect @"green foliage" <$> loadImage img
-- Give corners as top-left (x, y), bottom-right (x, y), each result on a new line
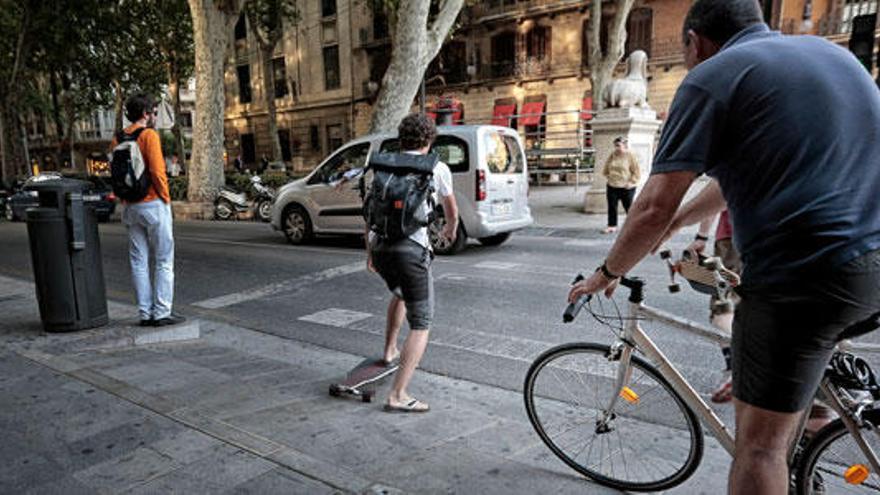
top-left (168, 176), bottom-right (189, 201)
top-left (245, 0), bottom-right (299, 47)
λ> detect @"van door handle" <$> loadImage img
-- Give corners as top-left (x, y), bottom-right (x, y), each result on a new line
top-left (507, 179), bottom-right (515, 184)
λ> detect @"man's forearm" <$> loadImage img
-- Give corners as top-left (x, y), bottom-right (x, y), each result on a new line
top-left (672, 180), bottom-right (726, 230)
top-left (604, 171), bottom-right (697, 276)
top-left (443, 196), bottom-right (458, 229)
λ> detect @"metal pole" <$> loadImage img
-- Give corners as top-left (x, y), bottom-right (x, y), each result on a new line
top-left (420, 78), bottom-right (426, 114)
top-left (575, 111), bottom-right (582, 192)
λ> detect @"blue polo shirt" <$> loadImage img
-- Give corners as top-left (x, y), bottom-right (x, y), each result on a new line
top-left (653, 23), bottom-right (880, 286)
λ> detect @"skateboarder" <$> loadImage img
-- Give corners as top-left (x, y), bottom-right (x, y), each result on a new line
top-left (366, 114), bottom-right (459, 413)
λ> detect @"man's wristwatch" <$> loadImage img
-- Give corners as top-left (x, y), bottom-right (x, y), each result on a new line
top-left (694, 233), bottom-right (710, 242)
top-left (597, 261), bottom-right (622, 281)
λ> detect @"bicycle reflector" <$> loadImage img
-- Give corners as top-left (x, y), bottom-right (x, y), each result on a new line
top-left (845, 464), bottom-right (870, 485)
top-left (619, 387), bottom-right (640, 404)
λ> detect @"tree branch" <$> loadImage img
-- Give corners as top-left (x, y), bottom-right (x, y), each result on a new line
top-left (426, 0), bottom-right (464, 61)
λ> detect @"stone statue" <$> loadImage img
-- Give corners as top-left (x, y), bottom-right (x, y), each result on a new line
top-left (602, 50), bottom-right (650, 109)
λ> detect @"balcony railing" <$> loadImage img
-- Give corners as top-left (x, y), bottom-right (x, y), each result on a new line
top-left (484, 57), bottom-right (551, 80)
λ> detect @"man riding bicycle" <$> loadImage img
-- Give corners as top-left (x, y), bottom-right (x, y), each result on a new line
top-left (568, 1), bottom-right (880, 493)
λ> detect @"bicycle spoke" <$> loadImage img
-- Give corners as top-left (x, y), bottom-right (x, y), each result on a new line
top-left (525, 344), bottom-right (702, 491)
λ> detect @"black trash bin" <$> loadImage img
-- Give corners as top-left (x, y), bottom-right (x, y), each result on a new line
top-left (25, 177), bottom-right (108, 332)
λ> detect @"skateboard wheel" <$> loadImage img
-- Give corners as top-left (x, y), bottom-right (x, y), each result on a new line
top-left (329, 385), bottom-right (341, 397)
top-left (659, 249), bottom-right (672, 260)
top-left (362, 391), bottom-right (374, 403)
top-left (668, 283), bottom-right (681, 293)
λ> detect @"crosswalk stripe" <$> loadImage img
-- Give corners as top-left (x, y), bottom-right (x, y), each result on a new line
top-left (192, 262), bottom-right (365, 309)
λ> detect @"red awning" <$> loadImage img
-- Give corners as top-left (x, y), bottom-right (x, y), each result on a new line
top-left (581, 97), bottom-right (593, 121)
top-left (491, 104), bottom-right (517, 127)
top-left (520, 101), bottom-right (545, 127)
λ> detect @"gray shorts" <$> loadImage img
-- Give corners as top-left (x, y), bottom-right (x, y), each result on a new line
top-left (372, 239), bottom-right (434, 330)
top-left (731, 249), bottom-right (880, 413)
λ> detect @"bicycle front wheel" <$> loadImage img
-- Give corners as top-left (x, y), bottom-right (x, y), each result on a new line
top-left (524, 342), bottom-right (704, 492)
top-left (796, 408), bottom-right (880, 494)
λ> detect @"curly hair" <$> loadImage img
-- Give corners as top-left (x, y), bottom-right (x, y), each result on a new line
top-left (398, 113), bottom-right (437, 151)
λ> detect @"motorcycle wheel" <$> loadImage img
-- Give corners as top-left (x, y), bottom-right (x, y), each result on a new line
top-left (215, 199), bottom-right (235, 221)
top-left (257, 200), bottom-right (272, 223)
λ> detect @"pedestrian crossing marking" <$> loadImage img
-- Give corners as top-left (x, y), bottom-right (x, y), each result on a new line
top-left (192, 262), bottom-right (365, 309)
top-left (299, 308), bottom-right (372, 327)
top-left (474, 261), bottom-right (520, 271)
top-left (563, 239), bottom-right (607, 247)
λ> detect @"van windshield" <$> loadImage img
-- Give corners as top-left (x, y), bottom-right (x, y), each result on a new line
top-left (483, 131), bottom-right (524, 174)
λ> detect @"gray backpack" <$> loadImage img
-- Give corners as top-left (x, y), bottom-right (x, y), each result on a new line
top-left (361, 152), bottom-right (438, 241)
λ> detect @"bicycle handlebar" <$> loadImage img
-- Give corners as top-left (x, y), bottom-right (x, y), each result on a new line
top-left (563, 273), bottom-right (644, 323)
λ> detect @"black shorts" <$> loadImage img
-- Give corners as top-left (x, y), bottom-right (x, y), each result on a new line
top-left (372, 239), bottom-right (434, 330)
top-left (731, 249), bottom-right (880, 412)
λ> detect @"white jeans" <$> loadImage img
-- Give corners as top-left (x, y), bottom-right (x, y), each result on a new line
top-left (123, 200), bottom-right (175, 320)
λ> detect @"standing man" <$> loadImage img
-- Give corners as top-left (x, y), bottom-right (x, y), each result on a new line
top-left (367, 114), bottom-right (458, 413)
top-left (116, 94), bottom-right (184, 327)
top-left (600, 136), bottom-right (641, 234)
top-left (568, 1), bottom-right (880, 493)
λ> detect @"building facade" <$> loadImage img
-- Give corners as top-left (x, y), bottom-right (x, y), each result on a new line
top-left (224, 0), bottom-right (880, 173)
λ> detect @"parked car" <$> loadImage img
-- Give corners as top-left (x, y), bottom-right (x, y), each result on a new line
top-left (270, 125), bottom-right (533, 254)
top-left (5, 174), bottom-right (117, 222)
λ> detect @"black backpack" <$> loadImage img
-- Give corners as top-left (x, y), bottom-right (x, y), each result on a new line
top-left (109, 128), bottom-right (151, 202)
top-left (361, 152), bottom-right (439, 241)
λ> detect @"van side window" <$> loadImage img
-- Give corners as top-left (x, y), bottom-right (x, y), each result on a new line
top-left (380, 136), bottom-right (468, 173)
top-left (308, 143), bottom-right (370, 184)
top-left (431, 136), bottom-right (468, 173)
top-left (484, 131), bottom-right (524, 174)
top-left (379, 139), bottom-right (400, 153)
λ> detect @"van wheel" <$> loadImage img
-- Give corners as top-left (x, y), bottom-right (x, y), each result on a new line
top-left (430, 218), bottom-right (466, 255)
top-left (478, 233), bottom-right (511, 247)
top-left (284, 205), bottom-right (313, 245)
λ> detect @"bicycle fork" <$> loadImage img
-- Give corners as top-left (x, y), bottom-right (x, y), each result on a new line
top-left (596, 341), bottom-right (635, 433)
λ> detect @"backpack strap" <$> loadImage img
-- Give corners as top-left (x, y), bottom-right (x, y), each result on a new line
top-left (117, 127), bottom-right (148, 143)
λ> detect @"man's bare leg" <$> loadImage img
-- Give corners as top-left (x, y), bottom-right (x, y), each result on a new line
top-left (729, 399), bottom-right (803, 495)
top-left (383, 296), bottom-right (405, 364)
top-left (388, 329), bottom-right (429, 407)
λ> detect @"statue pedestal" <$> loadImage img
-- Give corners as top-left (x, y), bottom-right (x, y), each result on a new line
top-left (584, 107), bottom-right (662, 213)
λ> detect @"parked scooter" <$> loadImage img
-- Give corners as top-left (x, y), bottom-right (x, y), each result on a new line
top-left (214, 175), bottom-right (275, 222)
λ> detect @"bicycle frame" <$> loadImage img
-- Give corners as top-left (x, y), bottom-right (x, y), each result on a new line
top-left (607, 299), bottom-right (736, 454)
top-left (603, 296), bottom-right (880, 476)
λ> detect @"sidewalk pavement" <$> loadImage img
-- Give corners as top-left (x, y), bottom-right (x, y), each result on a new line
top-left (0, 273), bottom-right (730, 494)
top-left (526, 177), bottom-right (712, 233)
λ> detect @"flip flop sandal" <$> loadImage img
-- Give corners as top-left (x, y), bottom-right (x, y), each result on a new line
top-left (383, 398), bottom-right (430, 413)
top-left (711, 379), bottom-right (733, 403)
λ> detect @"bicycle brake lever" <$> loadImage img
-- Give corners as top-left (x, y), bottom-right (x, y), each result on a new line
top-left (563, 295), bottom-right (591, 323)
top-left (563, 273), bottom-right (591, 323)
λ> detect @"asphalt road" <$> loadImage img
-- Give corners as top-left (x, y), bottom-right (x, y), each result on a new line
top-left (0, 217), bottom-right (754, 400)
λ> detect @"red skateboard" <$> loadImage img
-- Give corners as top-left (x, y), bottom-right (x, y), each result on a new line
top-left (329, 357), bottom-right (399, 403)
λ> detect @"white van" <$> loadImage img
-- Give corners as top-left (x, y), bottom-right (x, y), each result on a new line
top-left (270, 125), bottom-right (533, 254)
